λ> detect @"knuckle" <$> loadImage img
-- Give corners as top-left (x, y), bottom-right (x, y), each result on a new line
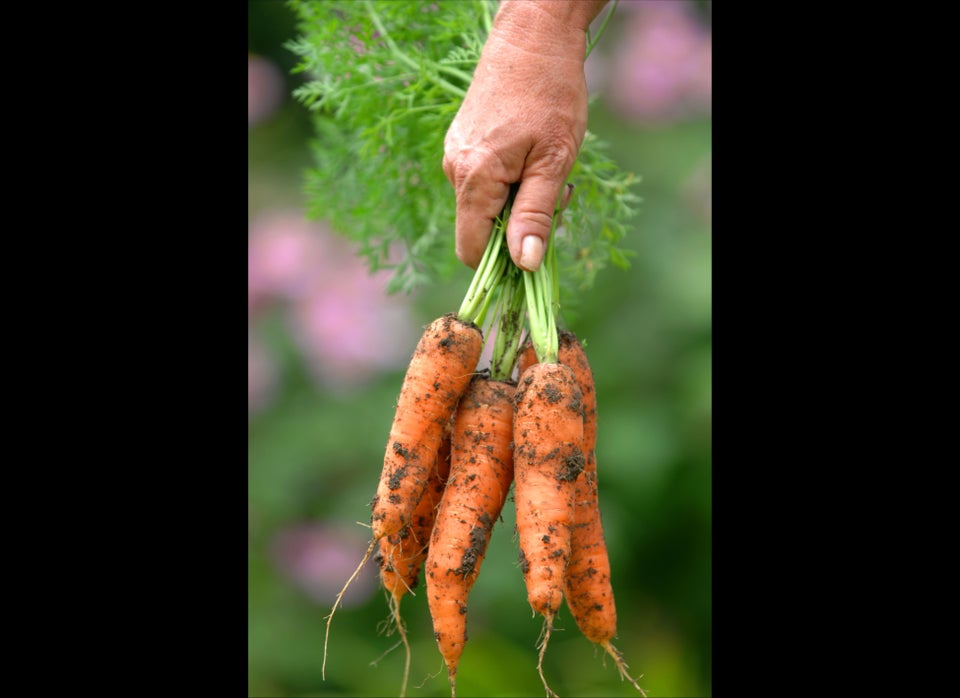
top-left (517, 208), bottom-right (554, 233)
top-left (537, 140), bottom-right (578, 176)
top-left (448, 146), bottom-right (507, 196)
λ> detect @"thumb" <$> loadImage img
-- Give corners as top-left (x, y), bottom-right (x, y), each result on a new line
top-left (506, 174), bottom-right (567, 272)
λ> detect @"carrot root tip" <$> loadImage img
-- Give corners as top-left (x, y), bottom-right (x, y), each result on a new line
top-left (536, 615), bottom-right (559, 698)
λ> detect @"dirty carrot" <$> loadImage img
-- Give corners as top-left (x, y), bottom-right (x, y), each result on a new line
top-left (426, 375), bottom-right (516, 698)
top-left (523, 331), bottom-right (647, 696)
top-left (375, 431), bottom-right (452, 698)
top-left (371, 314), bottom-right (483, 542)
top-left (563, 446), bottom-right (647, 697)
top-left (324, 202), bottom-right (512, 682)
top-left (377, 431), bottom-right (452, 601)
top-left (557, 332), bottom-right (646, 696)
top-left (508, 186), bottom-right (587, 696)
top-left (323, 312), bottom-right (482, 680)
top-left (513, 361), bottom-right (585, 697)
top-left (519, 330), bottom-right (593, 451)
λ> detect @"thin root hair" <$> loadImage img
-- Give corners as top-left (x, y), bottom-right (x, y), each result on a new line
top-left (600, 639), bottom-right (648, 697)
top-left (322, 538), bottom-right (376, 681)
top-left (414, 659), bottom-right (445, 690)
top-left (536, 614), bottom-right (559, 698)
top-left (369, 638), bottom-right (404, 667)
top-left (378, 591), bottom-right (412, 698)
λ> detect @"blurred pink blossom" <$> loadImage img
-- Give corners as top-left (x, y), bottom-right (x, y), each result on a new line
top-left (248, 54), bottom-right (285, 126)
top-left (607, 1), bottom-right (711, 124)
top-left (270, 522), bottom-right (378, 608)
top-left (248, 212), bottom-right (333, 312)
top-left (249, 209), bottom-right (414, 393)
top-left (289, 257), bottom-right (413, 391)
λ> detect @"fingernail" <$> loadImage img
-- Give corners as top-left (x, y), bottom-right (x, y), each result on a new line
top-left (519, 235), bottom-right (544, 271)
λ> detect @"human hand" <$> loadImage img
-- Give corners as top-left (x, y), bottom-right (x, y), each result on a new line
top-left (443, 0), bottom-right (608, 272)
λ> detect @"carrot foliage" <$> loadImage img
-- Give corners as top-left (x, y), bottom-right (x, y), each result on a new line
top-left (286, 0), bottom-right (639, 297)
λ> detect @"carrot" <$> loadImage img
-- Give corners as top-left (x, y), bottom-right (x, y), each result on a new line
top-left (323, 313), bottom-right (482, 680)
top-left (377, 431), bottom-right (452, 601)
top-left (518, 331), bottom-right (593, 452)
top-left (426, 375), bottom-right (515, 698)
top-left (513, 360), bottom-right (585, 697)
top-left (374, 431), bottom-right (452, 698)
top-left (372, 313), bottom-right (483, 542)
top-left (523, 331), bottom-right (647, 696)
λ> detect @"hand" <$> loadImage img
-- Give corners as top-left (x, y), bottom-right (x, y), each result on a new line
top-left (443, 0), bottom-right (608, 272)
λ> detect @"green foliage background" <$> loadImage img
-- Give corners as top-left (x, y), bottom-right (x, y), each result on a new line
top-left (249, 1), bottom-right (711, 696)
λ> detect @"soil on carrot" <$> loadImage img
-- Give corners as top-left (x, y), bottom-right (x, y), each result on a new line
top-left (542, 383), bottom-right (563, 404)
top-left (418, 314), bottom-right (481, 364)
top-left (387, 466), bottom-right (408, 490)
top-left (373, 549), bottom-right (391, 571)
top-left (558, 451), bottom-right (586, 482)
top-left (451, 512), bottom-right (495, 578)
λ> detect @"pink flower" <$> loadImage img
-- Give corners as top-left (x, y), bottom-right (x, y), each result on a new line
top-left (607, 1), bottom-right (712, 124)
top-left (248, 209), bottom-right (415, 392)
top-left (289, 255), bottom-right (414, 391)
top-left (248, 212), bottom-right (334, 313)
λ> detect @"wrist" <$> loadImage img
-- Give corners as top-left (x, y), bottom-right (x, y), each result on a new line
top-left (492, 0), bottom-right (608, 60)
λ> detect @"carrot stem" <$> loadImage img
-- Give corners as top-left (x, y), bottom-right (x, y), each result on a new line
top-left (458, 193), bottom-right (515, 324)
top-left (522, 186), bottom-right (568, 363)
top-left (522, 264), bottom-right (555, 364)
top-left (522, 240), bottom-right (558, 364)
top-left (489, 267), bottom-right (525, 381)
top-left (586, 0), bottom-right (619, 59)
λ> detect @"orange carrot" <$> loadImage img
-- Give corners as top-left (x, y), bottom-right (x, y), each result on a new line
top-left (523, 332), bottom-right (647, 696)
top-left (519, 331), bottom-right (594, 450)
top-left (372, 313), bottom-right (483, 543)
top-left (375, 431), bottom-right (451, 698)
top-left (323, 313), bottom-right (481, 680)
top-left (377, 431), bottom-right (452, 601)
top-left (426, 376), bottom-right (515, 698)
top-left (513, 360), bottom-right (585, 697)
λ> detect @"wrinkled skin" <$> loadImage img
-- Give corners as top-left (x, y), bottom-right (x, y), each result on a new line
top-left (443, 0), bottom-right (609, 272)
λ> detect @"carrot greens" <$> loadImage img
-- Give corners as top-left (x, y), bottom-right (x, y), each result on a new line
top-left (286, 0), bottom-right (638, 297)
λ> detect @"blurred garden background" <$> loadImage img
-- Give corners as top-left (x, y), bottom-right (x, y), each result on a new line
top-left (249, 1), bottom-right (711, 696)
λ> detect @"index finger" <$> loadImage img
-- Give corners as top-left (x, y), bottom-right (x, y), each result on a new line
top-left (444, 148), bottom-right (513, 269)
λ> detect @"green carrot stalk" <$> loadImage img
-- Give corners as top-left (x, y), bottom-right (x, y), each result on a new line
top-left (488, 267), bottom-right (526, 382)
top-left (522, 186), bottom-right (570, 364)
top-left (457, 206), bottom-right (511, 326)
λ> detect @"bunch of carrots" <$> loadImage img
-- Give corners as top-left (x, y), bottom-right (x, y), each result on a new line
top-left (324, 194), bottom-right (646, 698)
